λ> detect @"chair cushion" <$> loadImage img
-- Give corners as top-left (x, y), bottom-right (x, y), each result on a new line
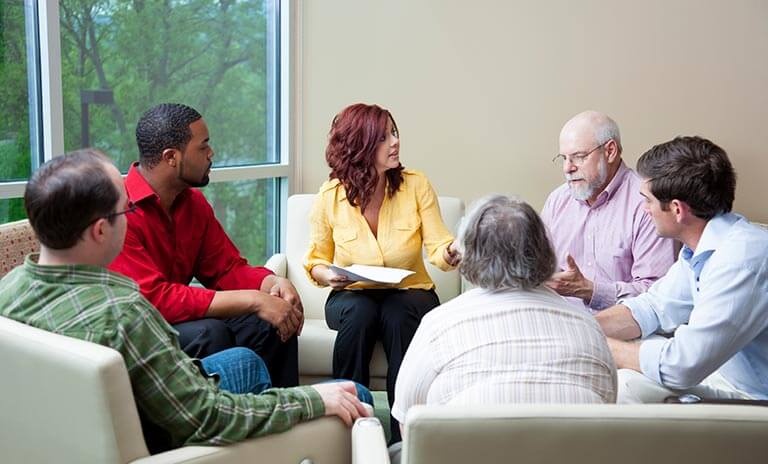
top-left (0, 219), bottom-right (39, 278)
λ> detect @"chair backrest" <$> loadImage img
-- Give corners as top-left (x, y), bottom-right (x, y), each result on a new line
top-left (0, 219), bottom-right (39, 278)
top-left (285, 194), bottom-right (464, 320)
top-left (0, 316), bottom-right (149, 464)
top-left (402, 404), bottom-right (768, 464)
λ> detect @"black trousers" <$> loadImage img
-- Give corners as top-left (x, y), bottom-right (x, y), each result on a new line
top-left (173, 313), bottom-right (299, 387)
top-left (325, 288), bottom-right (440, 442)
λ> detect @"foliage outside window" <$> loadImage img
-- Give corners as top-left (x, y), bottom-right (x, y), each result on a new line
top-left (0, 0), bottom-right (283, 264)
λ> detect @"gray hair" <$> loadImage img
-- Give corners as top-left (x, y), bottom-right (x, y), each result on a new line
top-left (594, 114), bottom-right (623, 154)
top-left (457, 195), bottom-right (556, 291)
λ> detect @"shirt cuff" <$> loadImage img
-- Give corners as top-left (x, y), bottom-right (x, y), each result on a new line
top-left (589, 279), bottom-right (617, 310)
top-left (288, 385), bottom-right (327, 421)
top-left (639, 337), bottom-right (669, 384)
top-left (623, 295), bottom-right (661, 338)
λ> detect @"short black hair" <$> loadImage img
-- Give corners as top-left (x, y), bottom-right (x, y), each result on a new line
top-left (135, 103), bottom-right (202, 168)
top-left (24, 149), bottom-right (119, 249)
top-left (637, 136), bottom-right (736, 220)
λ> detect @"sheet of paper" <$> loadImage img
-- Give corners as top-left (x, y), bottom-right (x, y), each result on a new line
top-left (330, 264), bottom-right (415, 284)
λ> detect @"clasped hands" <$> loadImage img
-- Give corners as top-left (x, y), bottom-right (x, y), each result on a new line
top-left (545, 254), bottom-right (594, 302)
top-left (263, 276), bottom-right (304, 342)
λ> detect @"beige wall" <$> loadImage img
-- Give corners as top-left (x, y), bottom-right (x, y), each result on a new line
top-left (297, 0), bottom-right (768, 223)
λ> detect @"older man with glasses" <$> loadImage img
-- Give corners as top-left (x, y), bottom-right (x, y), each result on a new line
top-left (540, 110), bottom-right (677, 313)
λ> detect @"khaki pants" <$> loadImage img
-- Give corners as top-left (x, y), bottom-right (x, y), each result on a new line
top-left (617, 368), bottom-right (752, 404)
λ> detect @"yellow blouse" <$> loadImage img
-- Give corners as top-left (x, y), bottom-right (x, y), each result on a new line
top-left (304, 170), bottom-right (455, 290)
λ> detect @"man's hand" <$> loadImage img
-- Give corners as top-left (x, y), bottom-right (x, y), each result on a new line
top-left (443, 241), bottom-right (461, 267)
top-left (268, 277), bottom-right (305, 336)
top-left (546, 254), bottom-right (594, 302)
top-left (258, 294), bottom-right (303, 342)
top-left (312, 381), bottom-right (370, 426)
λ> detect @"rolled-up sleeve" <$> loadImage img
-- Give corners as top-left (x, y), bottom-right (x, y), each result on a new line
top-left (304, 193), bottom-right (335, 286)
top-left (637, 262), bottom-right (768, 389)
top-left (416, 176), bottom-right (454, 272)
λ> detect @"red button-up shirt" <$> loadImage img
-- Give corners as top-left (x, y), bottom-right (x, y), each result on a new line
top-left (109, 164), bottom-right (273, 324)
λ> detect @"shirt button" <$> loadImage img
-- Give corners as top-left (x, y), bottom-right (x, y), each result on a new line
top-left (587, 262), bottom-right (593, 266)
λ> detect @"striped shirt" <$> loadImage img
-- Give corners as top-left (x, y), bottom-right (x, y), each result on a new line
top-left (392, 287), bottom-right (617, 422)
top-left (0, 255), bottom-right (324, 448)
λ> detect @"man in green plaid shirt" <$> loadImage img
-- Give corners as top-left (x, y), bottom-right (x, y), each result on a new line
top-left (0, 149), bottom-right (369, 451)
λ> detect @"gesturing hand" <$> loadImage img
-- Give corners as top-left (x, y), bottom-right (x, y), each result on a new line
top-left (545, 254), bottom-right (594, 302)
top-left (443, 241), bottom-right (461, 267)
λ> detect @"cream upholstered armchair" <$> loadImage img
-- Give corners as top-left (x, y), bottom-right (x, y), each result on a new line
top-left (0, 315), bottom-right (353, 464)
top-left (0, 220), bottom-right (353, 464)
top-left (265, 194), bottom-right (464, 389)
top-left (352, 404), bottom-right (768, 464)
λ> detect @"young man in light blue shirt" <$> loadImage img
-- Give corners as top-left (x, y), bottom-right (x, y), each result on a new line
top-left (596, 136), bottom-right (768, 403)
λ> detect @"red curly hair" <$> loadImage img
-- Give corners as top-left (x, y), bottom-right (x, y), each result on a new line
top-left (325, 103), bottom-right (404, 212)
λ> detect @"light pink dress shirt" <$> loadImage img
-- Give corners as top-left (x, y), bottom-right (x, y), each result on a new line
top-left (540, 162), bottom-right (677, 312)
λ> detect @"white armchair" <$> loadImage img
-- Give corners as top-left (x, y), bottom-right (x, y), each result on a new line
top-left (0, 314), bottom-right (353, 464)
top-left (265, 194), bottom-right (464, 389)
top-left (352, 404), bottom-right (768, 464)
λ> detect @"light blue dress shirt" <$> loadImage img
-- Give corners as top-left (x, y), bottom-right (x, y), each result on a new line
top-left (624, 213), bottom-right (768, 399)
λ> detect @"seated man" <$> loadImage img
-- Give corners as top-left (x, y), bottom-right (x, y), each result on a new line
top-left (542, 111), bottom-right (677, 312)
top-left (596, 136), bottom-right (768, 403)
top-left (0, 149), bottom-right (369, 451)
top-left (392, 195), bottom-right (616, 441)
top-left (109, 103), bottom-right (302, 386)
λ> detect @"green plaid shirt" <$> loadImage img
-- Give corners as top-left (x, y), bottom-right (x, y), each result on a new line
top-left (0, 254), bottom-right (324, 447)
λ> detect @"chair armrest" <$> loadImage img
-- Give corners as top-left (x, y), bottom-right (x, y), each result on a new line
top-left (264, 253), bottom-right (287, 277)
top-left (352, 417), bottom-right (390, 464)
top-left (133, 416), bottom-right (353, 464)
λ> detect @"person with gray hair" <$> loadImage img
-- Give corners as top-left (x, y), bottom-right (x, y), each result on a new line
top-left (391, 195), bottom-right (617, 436)
top-left (541, 110), bottom-right (677, 313)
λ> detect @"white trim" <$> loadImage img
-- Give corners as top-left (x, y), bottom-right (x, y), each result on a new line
top-left (288, 0), bottom-right (303, 195)
top-left (208, 164), bottom-right (291, 183)
top-left (0, 182), bottom-right (28, 199)
top-left (38, 0), bottom-right (64, 160)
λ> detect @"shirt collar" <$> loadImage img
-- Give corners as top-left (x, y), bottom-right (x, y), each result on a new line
top-left (125, 162), bottom-right (159, 203)
top-left (680, 212), bottom-right (740, 268)
top-left (587, 161), bottom-right (629, 208)
top-left (23, 253), bottom-right (138, 290)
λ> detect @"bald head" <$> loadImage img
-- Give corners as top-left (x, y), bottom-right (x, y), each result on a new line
top-left (559, 110), bottom-right (622, 155)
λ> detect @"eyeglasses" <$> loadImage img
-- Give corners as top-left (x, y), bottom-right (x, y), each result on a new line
top-left (552, 141), bottom-right (608, 166)
top-left (106, 201), bottom-right (138, 220)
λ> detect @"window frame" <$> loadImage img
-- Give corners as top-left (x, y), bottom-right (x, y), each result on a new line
top-left (1, 0), bottom-right (294, 253)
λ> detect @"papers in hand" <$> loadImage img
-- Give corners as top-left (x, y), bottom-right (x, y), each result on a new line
top-left (330, 264), bottom-right (415, 285)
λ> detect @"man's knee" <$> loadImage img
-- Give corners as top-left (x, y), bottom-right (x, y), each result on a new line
top-left (175, 318), bottom-right (235, 357)
top-left (202, 347), bottom-right (272, 394)
top-left (617, 368), bottom-right (674, 404)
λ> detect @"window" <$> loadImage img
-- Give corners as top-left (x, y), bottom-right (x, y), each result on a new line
top-left (0, 0), bottom-right (291, 263)
top-left (0, 0), bottom-right (42, 223)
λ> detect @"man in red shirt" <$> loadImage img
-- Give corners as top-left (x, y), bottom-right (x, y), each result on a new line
top-left (110, 103), bottom-right (304, 386)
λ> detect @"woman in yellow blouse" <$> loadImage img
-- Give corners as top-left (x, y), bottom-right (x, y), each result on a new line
top-left (305, 103), bottom-right (459, 442)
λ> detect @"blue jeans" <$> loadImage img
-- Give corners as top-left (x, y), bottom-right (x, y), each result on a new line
top-left (201, 347), bottom-right (272, 394)
top-left (200, 347), bottom-right (374, 406)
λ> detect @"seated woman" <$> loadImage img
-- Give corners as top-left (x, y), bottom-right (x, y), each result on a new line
top-left (392, 195), bottom-right (617, 434)
top-left (304, 103), bottom-right (459, 442)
